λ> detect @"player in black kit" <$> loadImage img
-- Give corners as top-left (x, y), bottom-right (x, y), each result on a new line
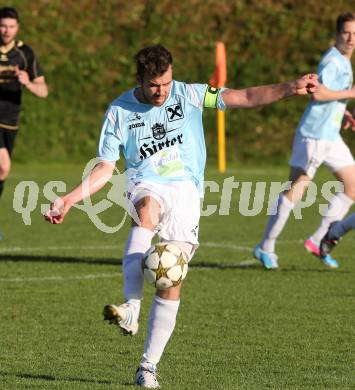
top-left (0, 7), bottom-right (48, 237)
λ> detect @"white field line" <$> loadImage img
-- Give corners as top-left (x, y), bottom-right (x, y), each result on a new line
top-left (0, 261), bottom-right (260, 283)
top-left (0, 240), bottom-right (303, 254)
top-left (0, 273), bottom-right (120, 283)
top-left (0, 245), bottom-right (121, 253)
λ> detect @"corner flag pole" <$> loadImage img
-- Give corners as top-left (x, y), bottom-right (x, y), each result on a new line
top-left (209, 42), bottom-right (227, 173)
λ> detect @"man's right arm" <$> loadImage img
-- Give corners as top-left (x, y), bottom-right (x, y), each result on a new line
top-left (45, 160), bottom-right (115, 224)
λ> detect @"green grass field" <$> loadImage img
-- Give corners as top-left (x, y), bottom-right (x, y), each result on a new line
top-left (0, 162), bottom-right (354, 389)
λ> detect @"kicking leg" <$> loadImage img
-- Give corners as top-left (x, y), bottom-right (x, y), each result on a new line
top-left (103, 196), bottom-right (160, 335)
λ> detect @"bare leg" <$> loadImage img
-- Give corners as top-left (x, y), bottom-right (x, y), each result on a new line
top-left (0, 148), bottom-right (11, 198)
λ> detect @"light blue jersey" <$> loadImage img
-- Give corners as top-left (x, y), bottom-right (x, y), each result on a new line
top-left (297, 47), bottom-right (353, 140)
top-left (97, 81), bottom-right (225, 197)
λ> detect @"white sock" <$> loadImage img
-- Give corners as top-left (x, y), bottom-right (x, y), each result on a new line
top-left (310, 193), bottom-right (354, 245)
top-left (261, 194), bottom-right (295, 253)
top-left (126, 299), bottom-right (141, 317)
top-left (141, 296), bottom-right (180, 366)
top-left (330, 212), bottom-right (355, 240)
top-left (123, 226), bottom-right (154, 301)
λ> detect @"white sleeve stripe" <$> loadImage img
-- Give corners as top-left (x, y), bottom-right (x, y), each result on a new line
top-left (186, 84), bottom-right (203, 109)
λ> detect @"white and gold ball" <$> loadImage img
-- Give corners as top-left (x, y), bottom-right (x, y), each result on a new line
top-left (142, 243), bottom-right (188, 290)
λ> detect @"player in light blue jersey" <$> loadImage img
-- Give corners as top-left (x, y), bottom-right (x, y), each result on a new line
top-left (97, 80), bottom-right (213, 198)
top-left (254, 12), bottom-right (355, 270)
top-left (45, 44), bottom-right (317, 388)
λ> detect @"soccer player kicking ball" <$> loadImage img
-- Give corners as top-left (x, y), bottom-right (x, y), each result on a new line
top-left (45, 44), bottom-right (317, 388)
top-left (254, 12), bottom-right (355, 270)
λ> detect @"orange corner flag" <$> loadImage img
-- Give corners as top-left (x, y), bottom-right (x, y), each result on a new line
top-left (209, 42), bottom-right (227, 88)
top-left (210, 42), bottom-right (227, 173)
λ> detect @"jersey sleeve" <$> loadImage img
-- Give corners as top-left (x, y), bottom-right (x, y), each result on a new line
top-left (318, 59), bottom-right (340, 90)
top-left (96, 106), bottom-right (123, 162)
top-left (186, 83), bottom-right (226, 111)
top-left (22, 44), bottom-right (44, 81)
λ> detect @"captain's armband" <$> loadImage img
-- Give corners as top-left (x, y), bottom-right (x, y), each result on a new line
top-left (203, 86), bottom-right (221, 109)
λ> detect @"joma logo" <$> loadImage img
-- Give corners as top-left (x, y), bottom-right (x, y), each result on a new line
top-left (129, 122), bottom-right (145, 130)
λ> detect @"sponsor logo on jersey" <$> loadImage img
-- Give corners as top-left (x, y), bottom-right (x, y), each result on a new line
top-left (128, 121), bottom-right (145, 130)
top-left (139, 133), bottom-right (184, 160)
top-left (152, 123), bottom-right (166, 140)
top-left (165, 103), bottom-right (184, 122)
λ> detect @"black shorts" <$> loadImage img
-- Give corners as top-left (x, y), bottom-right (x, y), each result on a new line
top-left (0, 126), bottom-right (18, 156)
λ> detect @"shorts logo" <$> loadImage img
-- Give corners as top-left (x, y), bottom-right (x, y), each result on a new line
top-left (191, 224), bottom-right (199, 237)
top-left (152, 123), bottom-right (166, 140)
top-left (166, 104), bottom-right (184, 122)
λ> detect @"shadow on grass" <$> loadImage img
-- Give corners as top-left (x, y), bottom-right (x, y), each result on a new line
top-left (280, 266), bottom-right (350, 274)
top-left (0, 253), bottom-right (259, 269)
top-left (0, 254), bottom-right (349, 272)
top-left (0, 254), bottom-right (121, 266)
top-left (0, 370), bottom-right (115, 385)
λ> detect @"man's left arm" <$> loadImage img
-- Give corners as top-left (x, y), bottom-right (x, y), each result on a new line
top-left (16, 69), bottom-right (48, 98)
top-left (221, 74), bottom-right (318, 108)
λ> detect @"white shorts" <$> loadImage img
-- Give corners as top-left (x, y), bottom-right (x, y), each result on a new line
top-left (289, 133), bottom-right (355, 179)
top-left (125, 180), bottom-right (201, 257)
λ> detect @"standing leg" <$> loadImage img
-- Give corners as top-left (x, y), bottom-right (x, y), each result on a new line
top-left (0, 128), bottom-right (17, 200)
top-left (135, 239), bottom-right (193, 389)
top-left (0, 147), bottom-right (11, 199)
top-left (0, 146), bottom-right (12, 240)
top-left (142, 285), bottom-right (181, 366)
top-left (135, 285), bottom-right (181, 388)
top-left (255, 167), bottom-right (310, 269)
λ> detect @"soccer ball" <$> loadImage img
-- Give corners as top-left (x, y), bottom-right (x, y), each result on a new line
top-left (142, 243), bottom-right (188, 290)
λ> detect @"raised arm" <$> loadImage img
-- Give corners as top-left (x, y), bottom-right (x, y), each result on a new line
top-left (45, 160), bottom-right (115, 224)
top-left (221, 74), bottom-right (318, 108)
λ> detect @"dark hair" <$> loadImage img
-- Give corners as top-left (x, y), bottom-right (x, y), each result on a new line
top-left (134, 45), bottom-right (173, 81)
top-left (336, 12), bottom-right (355, 34)
top-left (0, 7), bottom-right (19, 21)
